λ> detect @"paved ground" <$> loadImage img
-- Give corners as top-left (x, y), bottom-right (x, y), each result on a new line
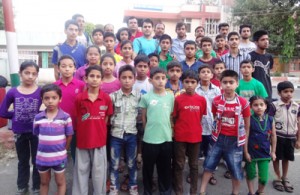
top-left (0, 151), bottom-right (299, 195)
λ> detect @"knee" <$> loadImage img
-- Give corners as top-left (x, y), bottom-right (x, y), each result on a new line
top-left (258, 177), bottom-right (268, 186)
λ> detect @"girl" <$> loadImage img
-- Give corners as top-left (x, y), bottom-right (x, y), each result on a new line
top-left (0, 61), bottom-right (42, 195)
top-left (75, 45), bottom-right (101, 81)
top-left (114, 40), bottom-right (134, 78)
top-left (245, 96), bottom-right (277, 195)
top-left (100, 53), bottom-right (121, 94)
top-left (33, 84), bottom-right (73, 195)
top-left (115, 27), bottom-right (132, 55)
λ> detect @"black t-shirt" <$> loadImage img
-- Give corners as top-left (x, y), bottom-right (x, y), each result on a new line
top-left (249, 51), bottom-right (273, 102)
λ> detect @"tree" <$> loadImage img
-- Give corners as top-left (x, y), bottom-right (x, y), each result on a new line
top-left (0, 1), bottom-right (4, 30)
top-left (232, 0), bottom-right (300, 63)
top-left (85, 22), bottom-right (95, 37)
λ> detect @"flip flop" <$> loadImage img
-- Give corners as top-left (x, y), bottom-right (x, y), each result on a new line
top-left (282, 178), bottom-right (294, 193)
top-left (272, 179), bottom-right (284, 192)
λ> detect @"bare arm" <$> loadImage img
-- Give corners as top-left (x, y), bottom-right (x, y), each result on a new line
top-left (243, 116), bottom-right (251, 162)
top-left (65, 135), bottom-right (72, 150)
top-left (54, 64), bottom-right (59, 81)
top-left (270, 122), bottom-right (277, 160)
top-left (141, 108), bottom-right (147, 130)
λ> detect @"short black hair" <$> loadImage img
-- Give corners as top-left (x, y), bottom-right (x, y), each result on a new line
top-left (181, 70), bottom-right (199, 82)
top-left (239, 24), bottom-right (252, 34)
top-left (41, 84), bottom-right (62, 99)
top-left (58, 55), bottom-right (76, 67)
top-left (218, 23), bottom-right (229, 31)
top-left (118, 65), bottom-right (136, 79)
top-left (195, 26), bottom-right (205, 33)
top-left (148, 53), bottom-right (160, 61)
top-left (92, 28), bottom-right (104, 36)
top-left (200, 37), bottom-right (213, 47)
top-left (184, 40), bottom-right (197, 49)
top-left (277, 81), bottom-right (294, 93)
top-left (85, 65), bottom-right (103, 77)
top-left (127, 16), bottom-right (138, 24)
top-left (64, 19), bottom-right (78, 30)
top-left (198, 64), bottom-right (213, 73)
top-left (142, 18), bottom-right (153, 27)
top-left (253, 30), bottom-right (268, 42)
top-left (220, 70), bottom-right (239, 81)
top-left (249, 95), bottom-right (268, 107)
top-left (116, 27), bottom-right (132, 42)
top-left (134, 54), bottom-right (149, 67)
top-left (103, 32), bottom-right (116, 41)
top-left (72, 14), bottom-right (84, 20)
top-left (215, 34), bottom-right (226, 40)
top-left (176, 22), bottom-right (186, 30)
top-left (240, 59), bottom-right (253, 68)
top-left (166, 60), bottom-right (182, 71)
top-left (227, 31), bottom-right (240, 41)
top-left (19, 60), bottom-right (39, 73)
top-left (159, 34), bottom-right (172, 44)
top-left (213, 60), bottom-right (225, 69)
top-left (150, 67), bottom-right (166, 79)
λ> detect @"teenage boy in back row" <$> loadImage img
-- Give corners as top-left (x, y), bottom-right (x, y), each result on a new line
top-left (200, 70), bottom-right (251, 195)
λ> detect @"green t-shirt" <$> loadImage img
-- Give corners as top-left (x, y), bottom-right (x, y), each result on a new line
top-left (195, 49), bottom-right (217, 59)
top-left (159, 53), bottom-right (173, 71)
top-left (138, 91), bottom-right (174, 144)
top-left (236, 78), bottom-right (268, 100)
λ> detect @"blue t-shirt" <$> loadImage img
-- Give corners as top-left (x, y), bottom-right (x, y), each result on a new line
top-left (51, 41), bottom-right (86, 69)
top-left (248, 114), bottom-right (273, 159)
top-left (181, 60), bottom-right (204, 74)
top-left (133, 36), bottom-right (160, 55)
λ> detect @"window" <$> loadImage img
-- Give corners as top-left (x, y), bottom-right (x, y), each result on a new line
top-left (204, 19), bottom-right (219, 36)
top-left (183, 18), bottom-right (192, 33)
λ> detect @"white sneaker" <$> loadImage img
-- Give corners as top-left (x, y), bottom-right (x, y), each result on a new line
top-left (129, 185), bottom-right (139, 195)
top-left (109, 186), bottom-right (118, 195)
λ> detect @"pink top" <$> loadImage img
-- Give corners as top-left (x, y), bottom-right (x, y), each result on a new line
top-left (114, 60), bottom-right (134, 78)
top-left (74, 64), bottom-right (88, 81)
top-left (101, 79), bottom-right (121, 94)
top-left (53, 78), bottom-right (85, 129)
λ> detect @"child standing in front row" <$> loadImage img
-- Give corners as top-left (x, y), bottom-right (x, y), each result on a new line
top-left (100, 53), bottom-right (121, 94)
top-left (244, 96), bottom-right (276, 195)
top-left (173, 70), bottom-right (207, 195)
top-left (33, 84), bottom-right (73, 195)
top-left (0, 61), bottom-right (41, 195)
top-left (269, 81), bottom-right (300, 193)
top-left (72, 66), bottom-right (113, 195)
top-left (109, 65), bottom-right (141, 195)
top-left (200, 70), bottom-right (251, 195)
top-left (139, 68), bottom-right (174, 195)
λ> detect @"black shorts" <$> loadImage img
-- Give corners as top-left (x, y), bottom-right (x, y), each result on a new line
top-left (276, 136), bottom-right (295, 161)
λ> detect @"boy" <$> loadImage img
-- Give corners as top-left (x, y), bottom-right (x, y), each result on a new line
top-left (165, 61), bottom-right (184, 97)
top-left (195, 65), bottom-right (221, 185)
top-left (92, 28), bottom-right (106, 56)
top-left (72, 66), bottom-right (113, 195)
top-left (104, 32), bottom-right (123, 63)
top-left (171, 22), bottom-right (187, 62)
top-left (133, 54), bottom-right (153, 94)
top-left (269, 81), bottom-right (300, 193)
top-left (173, 70), bottom-right (207, 195)
top-left (148, 53), bottom-right (159, 69)
top-left (211, 60), bottom-right (226, 88)
top-left (158, 34), bottom-right (174, 71)
top-left (198, 37), bottom-right (219, 67)
top-left (53, 55), bottom-right (85, 161)
top-left (109, 65), bottom-right (141, 195)
top-left (199, 70), bottom-right (251, 195)
top-left (215, 34), bottom-right (228, 58)
top-left (181, 40), bottom-right (203, 73)
top-left (52, 19), bottom-right (86, 80)
top-left (72, 13), bottom-right (90, 47)
top-left (236, 60), bottom-right (268, 100)
top-left (139, 67), bottom-right (174, 195)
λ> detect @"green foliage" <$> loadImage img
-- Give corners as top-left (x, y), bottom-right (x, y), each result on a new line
top-left (232, 0), bottom-right (300, 63)
top-left (85, 22), bottom-right (95, 37)
top-left (0, 2), bottom-right (4, 30)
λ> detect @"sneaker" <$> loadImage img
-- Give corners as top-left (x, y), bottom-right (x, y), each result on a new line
top-left (15, 188), bottom-right (29, 195)
top-left (129, 185), bottom-right (139, 195)
top-left (109, 186), bottom-right (118, 195)
top-left (32, 189), bottom-right (40, 195)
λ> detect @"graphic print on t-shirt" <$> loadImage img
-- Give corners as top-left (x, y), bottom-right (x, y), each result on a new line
top-left (253, 60), bottom-right (271, 77)
top-left (15, 97), bottom-right (39, 123)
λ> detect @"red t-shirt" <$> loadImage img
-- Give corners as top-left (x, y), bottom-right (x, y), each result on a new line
top-left (130, 31), bottom-right (143, 42)
top-left (173, 93), bottom-right (207, 143)
top-left (210, 78), bottom-right (221, 88)
top-left (212, 96), bottom-right (251, 136)
top-left (75, 90), bottom-right (113, 149)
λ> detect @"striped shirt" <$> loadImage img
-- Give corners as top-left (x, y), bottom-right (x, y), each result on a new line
top-left (33, 109), bottom-right (73, 166)
top-left (220, 50), bottom-right (251, 79)
top-left (110, 89), bottom-right (141, 139)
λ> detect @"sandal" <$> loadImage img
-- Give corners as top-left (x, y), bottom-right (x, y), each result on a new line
top-left (224, 170), bottom-right (232, 179)
top-left (120, 174), bottom-right (129, 192)
top-left (282, 178), bottom-right (294, 193)
top-left (272, 179), bottom-right (284, 192)
top-left (209, 175), bottom-right (217, 185)
top-left (255, 191), bottom-right (264, 195)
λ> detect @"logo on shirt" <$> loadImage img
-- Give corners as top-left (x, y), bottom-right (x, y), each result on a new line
top-left (82, 113), bottom-right (90, 121)
top-left (75, 88), bottom-right (79, 94)
top-left (184, 105), bottom-right (200, 112)
top-left (150, 100), bottom-right (158, 106)
top-left (100, 106), bottom-right (108, 110)
top-left (275, 122), bottom-right (283, 130)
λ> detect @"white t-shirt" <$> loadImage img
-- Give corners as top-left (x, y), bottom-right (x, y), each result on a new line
top-left (77, 34), bottom-right (88, 47)
top-left (133, 78), bottom-right (153, 95)
top-left (239, 41), bottom-right (256, 54)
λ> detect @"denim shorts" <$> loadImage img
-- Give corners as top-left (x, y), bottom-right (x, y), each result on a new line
top-left (37, 161), bottom-right (66, 173)
top-left (203, 134), bottom-right (244, 180)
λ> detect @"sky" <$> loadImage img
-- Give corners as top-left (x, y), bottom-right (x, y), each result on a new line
top-left (12, 0), bottom-right (185, 33)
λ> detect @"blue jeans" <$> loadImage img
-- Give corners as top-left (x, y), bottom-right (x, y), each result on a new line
top-left (110, 134), bottom-right (137, 189)
top-left (203, 134), bottom-right (244, 180)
